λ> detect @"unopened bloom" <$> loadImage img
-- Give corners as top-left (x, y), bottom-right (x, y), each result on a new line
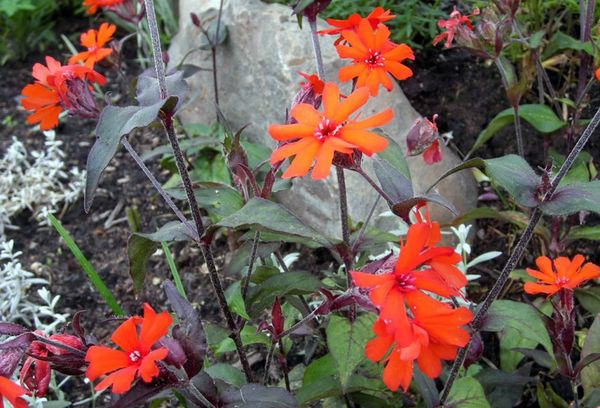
top-left (0, 376), bottom-right (28, 408)
top-left (290, 72), bottom-right (325, 111)
top-left (336, 20), bottom-right (414, 96)
top-left (406, 115), bottom-right (442, 164)
top-left (82, 0), bottom-right (124, 14)
top-left (69, 23), bottom-right (116, 67)
top-left (366, 294), bottom-right (472, 391)
top-left (269, 82), bottom-right (392, 179)
top-left (319, 7), bottom-right (395, 45)
top-left (85, 304), bottom-right (172, 394)
top-left (524, 255), bottom-right (600, 297)
top-left (433, 6), bottom-right (480, 49)
top-left (20, 56), bottom-right (105, 129)
top-left (20, 332), bottom-right (86, 397)
top-left (352, 219), bottom-right (467, 347)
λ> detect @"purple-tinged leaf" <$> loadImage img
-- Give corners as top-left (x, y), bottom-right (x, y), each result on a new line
top-left (574, 352), bottom-right (600, 377)
top-left (540, 181), bottom-right (600, 216)
top-left (71, 311), bottom-right (86, 341)
top-left (220, 384), bottom-right (298, 407)
top-left (136, 70), bottom-right (189, 112)
top-left (0, 322), bottom-right (28, 336)
top-left (0, 333), bottom-right (34, 377)
top-left (464, 332), bottom-right (484, 368)
top-left (511, 348), bottom-right (555, 369)
top-left (164, 281), bottom-right (207, 377)
top-left (372, 157), bottom-right (413, 205)
top-left (84, 97), bottom-right (177, 212)
top-left (112, 367), bottom-right (179, 408)
top-left (158, 337), bottom-right (187, 369)
top-left (128, 222), bottom-right (198, 293)
top-left (484, 155), bottom-right (540, 207)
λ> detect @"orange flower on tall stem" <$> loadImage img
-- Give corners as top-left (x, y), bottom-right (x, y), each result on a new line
top-left (82, 0), bottom-right (124, 14)
top-left (319, 7), bottom-right (396, 45)
top-left (21, 56), bottom-right (105, 130)
top-left (524, 255), bottom-right (600, 297)
top-left (366, 295), bottom-right (472, 392)
top-left (351, 220), bottom-right (466, 346)
top-left (269, 82), bottom-right (392, 180)
top-left (0, 376), bottom-right (28, 408)
top-left (85, 304), bottom-right (172, 394)
top-left (336, 20), bottom-right (414, 96)
top-left (69, 23), bottom-right (116, 67)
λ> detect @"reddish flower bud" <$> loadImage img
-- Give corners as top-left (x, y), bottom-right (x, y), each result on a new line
top-left (271, 298), bottom-right (284, 338)
top-left (190, 12), bottom-right (201, 28)
top-left (406, 114), bottom-right (443, 164)
top-left (63, 78), bottom-right (100, 119)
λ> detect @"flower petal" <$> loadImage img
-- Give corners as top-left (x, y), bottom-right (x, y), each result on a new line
top-left (332, 87), bottom-right (369, 124)
top-left (85, 346), bottom-right (130, 380)
top-left (268, 123), bottom-right (314, 142)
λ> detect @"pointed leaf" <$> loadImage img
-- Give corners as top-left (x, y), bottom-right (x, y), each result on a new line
top-left (0, 333), bottom-right (34, 377)
top-left (446, 377), bottom-right (490, 408)
top-left (220, 384), bottom-right (298, 407)
top-left (540, 181), bottom-right (600, 215)
top-left (128, 234), bottom-right (158, 293)
top-left (484, 155), bottom-right (540, 207)
top-left (247, 272), bottom-right (321, 316)
top-left (326, 314), bottom-right (375, 390)
top-left (213, 197), bottom-right (330, 245)
top-left (576, 287), bottom-right (600, 315)
top-left (136, 70), bottom-right (188, 111)
top-left (225, 281), bottom-right (250, 320)
top-left (581, 314), bottom-right (600, 394)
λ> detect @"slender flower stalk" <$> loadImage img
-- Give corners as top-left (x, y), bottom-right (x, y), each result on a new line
top-left (142, 0), bottom-right (253, 382)
top-left (440, 103), bottom-right (600, 403)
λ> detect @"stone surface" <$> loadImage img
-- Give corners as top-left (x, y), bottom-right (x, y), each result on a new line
top-left (169, 0), bottom-right (478, 240)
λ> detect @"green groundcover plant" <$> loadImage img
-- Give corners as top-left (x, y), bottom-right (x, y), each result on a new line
top-left (3, 0), bottom-right (600, 406)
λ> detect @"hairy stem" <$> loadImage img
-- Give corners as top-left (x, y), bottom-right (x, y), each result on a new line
top-left (440, 104), bottom-right (600, 403)
top-left (513, 105), bottom-right (525, 157)
top-left (143, 0), bottom-right (253, 382)
top-left (121, 138), bottom-right (197, 239)
top-left (278, 338), bottom-right (291, 392)
top-left (263, 342), bottom-right (275, 385)
top-left (242, 230), bottom-right (261, 300)
top-left (308, 17), bottom-right (325, 79)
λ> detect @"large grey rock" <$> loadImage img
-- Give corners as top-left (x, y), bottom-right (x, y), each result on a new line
top-left (169, 0), bottom-right (477, 240)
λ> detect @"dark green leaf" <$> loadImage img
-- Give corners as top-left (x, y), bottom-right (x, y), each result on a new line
top-left (446, 377), bottom-right (490, 408)
top-left (566, 226), bottom-right (600, 241)
top-left (576, 288), bottom-right (600, 315)
top-left (204, 363), bottom-right (246, 387)
top-left (476, 364), bottom-right (535, 408)
top-left (542, 32), bottom-right (593, 59)
top-left (303, 354), bottom-right (337, 386)
top-left (541, 181), bottom-right (600, 215)
top-left (168, 182), bottom-right (244, 222)
top-left (481, 300), bottom-right (553, 358)
top-left (536, 383), bottom-right (569, 408)
top-left (213, 198), bottom-right (330, 245)
top-left (220, 384), bottom-right (298, 408)
top-left (581, 314), bottom-right (600, 394)
top-left (372, 157), bottom-right (413, 205)
top-left (528, 30), bottom-right (545, 48)
top-left (128, 234), bottom-right (158, 293)
top-left (85, 97), bottom-right (177, 212)
top-left (485, 155), bottom-right (540, 207)
top-left (225, 281), bottom-right (250, 320)
top-left (137, 220), bottom-right (197, 242)
top-left (326, 314), bottom-right (375, 389)
top-left (376, 134), bottom-right (411, 180)
top-left (468, 105), bottom-right (565, 156)
top-left (247, 272), bottom-right (320, 316)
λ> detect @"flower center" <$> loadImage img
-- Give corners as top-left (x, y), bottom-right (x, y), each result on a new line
top-left (555, 277), bottom-right (569, 287)
top-left (396, 273), bottom-right (417, 291)
top-left (129, 350), bottom-right (142, 363)
top-left (364, 50), bottom-right (385, 69)
top-left (314, 119), bottom-right (343, 142)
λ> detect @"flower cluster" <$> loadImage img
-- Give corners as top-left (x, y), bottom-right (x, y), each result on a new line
top-left (433, 6), bottom-right (480, 49)
top-left (351, 210), bottom-right (472, 391)
top-left (524, 255), bottom-right (600, 297)
top-left (268, 8), bottom-right (415, 180)
top-left (20, 2), bottom-right (122, 130)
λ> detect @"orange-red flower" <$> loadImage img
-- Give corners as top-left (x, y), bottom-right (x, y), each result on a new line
top-left (85, 304), bottom-right (172, 394)
top-left (0, 376), bottom-right (28, 408)
top-left (319, 7), bottom-right (395, 45)
top-left (366, 294), bottom-right (472, 391)
top-left (69, 23), bottom-right (116, 67)
top-left (433, 7), bottom-right (480, 49)
top-left (595, 67), bottom-right (600, 82)
top-left (82, 0), bottom-right (124, 14)
top-left (352, 220), bottom-right (466, 346)
top-left (269, 82), bottom-right (392, 180)
top-left (298, 72), bottom-right (325, 96)
top-left (21, 56), bottom-right (105, 130)
top-left (336, 20), bottom-right (414, 96)
top-left (524, 255), bottom-right (600, 297)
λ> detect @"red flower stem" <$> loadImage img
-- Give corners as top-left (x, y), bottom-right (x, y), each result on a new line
top-left (121, 138), bottom-right (198, 239)
top-left (308, 17), bottom-right (325, 79)
top-left (440, 103), bottom-right (600, 404)
top-left (278, 338), bottom-right (291, 392)
top-left (241, 230), bottom-right (261, 300)
top-left (33, 334), bottom-right (86, 358)
top-left (143, 0), bottom-right (253, 382)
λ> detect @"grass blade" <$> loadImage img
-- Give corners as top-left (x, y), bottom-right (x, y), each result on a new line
top-left (161, 241), bottom-right (187, 300)
top-left (48, 214), bottom-right (124, 316)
